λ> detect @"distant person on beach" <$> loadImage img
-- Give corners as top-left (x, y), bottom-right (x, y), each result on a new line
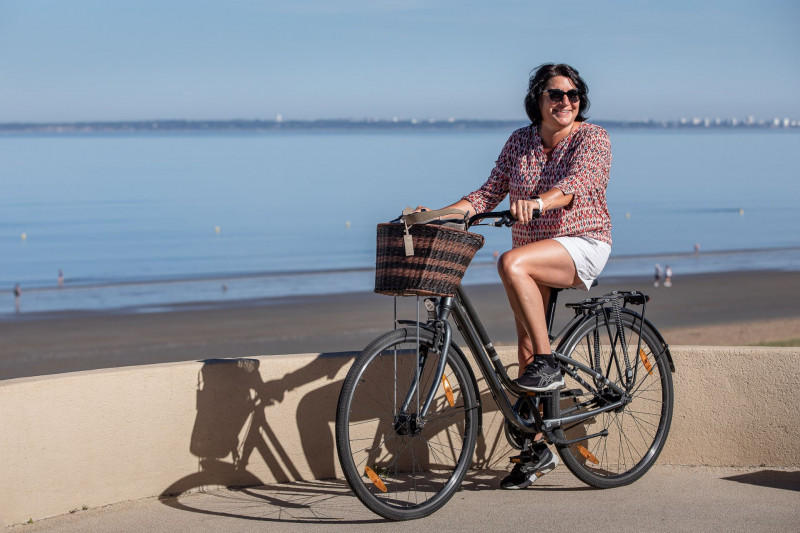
top-left (694, 243), bottom-right (700, 256)
top-left (665, 265), bottom-right (673, 287)
top-left (58, 269), bottom-right (64, 288)
top-left (416, 63), bottom-right (612, 489)
top-left (14, 283), bottom-right (21, 314)
top-left (654, 263), bottom-right (663, 287)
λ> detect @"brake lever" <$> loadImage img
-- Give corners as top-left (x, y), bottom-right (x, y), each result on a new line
top-left (501, 213), bottom-right (516, 227)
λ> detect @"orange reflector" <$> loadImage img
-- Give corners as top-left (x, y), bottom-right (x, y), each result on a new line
top-left (441, 375), bottom-right (455, 407)
top-left (365, 466), bottom-right (387, 493)
top-left (639, 348), bottom-right (653, 375)
top-left (577, 445), bottom-right (599, 464)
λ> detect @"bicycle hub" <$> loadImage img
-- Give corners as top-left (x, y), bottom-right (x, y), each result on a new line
top-left (394, 413), bottom-right (423, 436)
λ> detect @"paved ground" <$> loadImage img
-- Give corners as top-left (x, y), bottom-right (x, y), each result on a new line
top-left (10, 466), bottom-right (799, 532)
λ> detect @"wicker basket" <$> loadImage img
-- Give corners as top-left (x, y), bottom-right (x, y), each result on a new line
top-left (375, 222), bottom-right (484, 297)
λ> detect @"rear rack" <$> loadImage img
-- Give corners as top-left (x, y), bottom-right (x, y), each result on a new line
top-left (565, 290), bottom-right (649, 310)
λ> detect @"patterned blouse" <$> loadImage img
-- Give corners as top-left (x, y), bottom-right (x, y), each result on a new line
top-left (463, 122), bottom-right (612, 247)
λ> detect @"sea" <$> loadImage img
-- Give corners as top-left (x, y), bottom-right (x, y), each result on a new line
top-left (2, 127), bottom-right (799, 317)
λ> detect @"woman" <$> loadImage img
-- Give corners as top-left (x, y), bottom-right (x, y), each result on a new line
top-left (420, 63), bottom-right (612, 489)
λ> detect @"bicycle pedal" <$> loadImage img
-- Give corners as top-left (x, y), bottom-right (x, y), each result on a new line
top-left (509, 453), bottom-right (534, 464)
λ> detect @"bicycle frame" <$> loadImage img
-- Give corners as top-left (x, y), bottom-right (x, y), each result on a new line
top-left (402, 284), bottom-right (632, 445)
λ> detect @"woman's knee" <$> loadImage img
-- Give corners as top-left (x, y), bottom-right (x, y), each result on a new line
top-left (497, 250), bottom-right (525, 281)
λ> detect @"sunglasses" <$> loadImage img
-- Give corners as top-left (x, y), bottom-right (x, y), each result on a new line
top-left (542, 88), bottom-right (581, 103)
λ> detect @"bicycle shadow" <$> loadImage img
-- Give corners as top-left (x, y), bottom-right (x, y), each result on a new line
top-left (162, 354), bottom-right (459, 523)
top-left (158, 354), bottom-right (588, 523)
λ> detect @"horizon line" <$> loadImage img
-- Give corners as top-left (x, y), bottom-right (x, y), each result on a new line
top-left (1, 116), bottom-right (798, 131)
top-left (1, 114), bottom-right (799, 126)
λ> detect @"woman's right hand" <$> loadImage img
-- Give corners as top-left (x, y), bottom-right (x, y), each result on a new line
top-left (509, 198), bottom-right (541, 224)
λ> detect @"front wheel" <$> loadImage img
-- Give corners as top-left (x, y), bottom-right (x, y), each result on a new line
top-left (546, 311), bottom-right (673, 488)
top-left (335, 327), bottom-right (479, 521)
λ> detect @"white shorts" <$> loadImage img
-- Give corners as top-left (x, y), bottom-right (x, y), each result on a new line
top-left (553, 236), bottom-right (612, 291)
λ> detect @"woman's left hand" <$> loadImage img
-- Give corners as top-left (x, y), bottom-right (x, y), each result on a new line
top-left (510, 198), bottom-right (541, 224)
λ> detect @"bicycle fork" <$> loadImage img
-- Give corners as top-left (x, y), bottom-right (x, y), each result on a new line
top-left (398, 301), bottom-right (454, 423)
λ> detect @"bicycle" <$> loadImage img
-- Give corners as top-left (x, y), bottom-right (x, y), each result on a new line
top-left (335, 210), bottom-right (675, 521)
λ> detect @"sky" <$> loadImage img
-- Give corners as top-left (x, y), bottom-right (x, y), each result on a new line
top-left (1, 0), bottom-right (798, 123)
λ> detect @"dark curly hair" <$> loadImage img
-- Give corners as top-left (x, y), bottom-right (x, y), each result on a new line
top-left (524, 63), bottom-right (590, 126)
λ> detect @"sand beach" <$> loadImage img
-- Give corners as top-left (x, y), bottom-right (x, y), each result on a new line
top-left (1, 270), bottom-right (799, 381)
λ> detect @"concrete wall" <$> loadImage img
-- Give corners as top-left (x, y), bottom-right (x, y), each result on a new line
top-left (1, 346), bottom-right (797, 526)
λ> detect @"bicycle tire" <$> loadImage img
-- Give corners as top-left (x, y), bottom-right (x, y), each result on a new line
top-left (546, 310), bottom-right (673, 488)
top-left (335, 327), bottom-right (479, 521)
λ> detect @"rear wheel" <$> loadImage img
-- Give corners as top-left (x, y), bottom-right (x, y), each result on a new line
top-left (335, 327), bottom-right (479, 520)
top-left (546, 311), bottom-right (673, 488)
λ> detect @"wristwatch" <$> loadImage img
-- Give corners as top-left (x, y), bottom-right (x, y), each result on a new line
top-left (531, 196), bottom-right (545, 213)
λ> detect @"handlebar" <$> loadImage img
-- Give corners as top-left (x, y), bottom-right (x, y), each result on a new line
top-left (391, 208), bottom-right (539, 228)
top-left (468, 209), bottom-right (539, 228)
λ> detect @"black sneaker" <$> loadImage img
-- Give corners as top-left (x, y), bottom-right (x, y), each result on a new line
top-left (514, 357), bottom-right (565, 392)
top-left (500, 446), bottom-right (560, 489)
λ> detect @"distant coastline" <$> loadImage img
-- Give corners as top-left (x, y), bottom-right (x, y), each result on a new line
top-left (1, 116), bottom-right (799, 135)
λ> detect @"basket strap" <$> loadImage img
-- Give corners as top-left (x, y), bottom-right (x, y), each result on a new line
top-left (401, 207), bottom-right (468, 227)
top-left (399, 207), bottom-right (469, 257)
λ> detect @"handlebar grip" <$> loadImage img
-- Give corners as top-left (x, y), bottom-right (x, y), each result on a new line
top-left (468, 210), bottom-right (519, 227)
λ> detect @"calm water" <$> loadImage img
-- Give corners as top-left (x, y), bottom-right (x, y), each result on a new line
top-left (2, 128), bottom-right (799, 315)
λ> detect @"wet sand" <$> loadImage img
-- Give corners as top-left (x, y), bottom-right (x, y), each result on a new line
top-left (1, 270), bottom-right (799, 380)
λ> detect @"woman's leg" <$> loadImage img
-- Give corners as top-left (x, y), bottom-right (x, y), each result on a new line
top-left (512, 282), bottom-right (555, 376)
top-left (498, 239), bottom-right (581, 382)
top-left (513, 316), bottom-right (533, 378)
top-left (499, 240), bottom-right (579, 488)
